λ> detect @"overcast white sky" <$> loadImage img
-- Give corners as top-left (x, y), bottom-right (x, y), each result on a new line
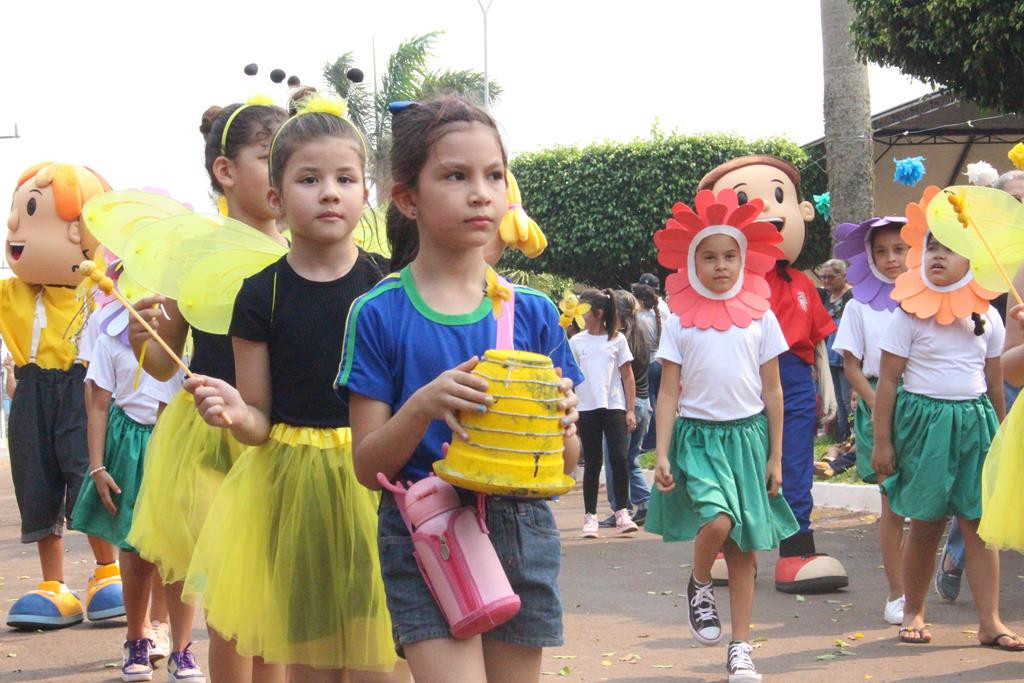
top-left (1, 0), bottom-right (932, 221)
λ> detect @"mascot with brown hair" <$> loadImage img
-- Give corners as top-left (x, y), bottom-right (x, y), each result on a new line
top-left (4, 162), bottom-right (126, 629)
top-left (699, 156), bottom-right (848, 593)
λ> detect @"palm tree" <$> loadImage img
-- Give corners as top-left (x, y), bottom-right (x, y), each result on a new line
top-left (324, 31), bottom-right (502, 201)
top-left (820, 0), bottom-right (874, 225)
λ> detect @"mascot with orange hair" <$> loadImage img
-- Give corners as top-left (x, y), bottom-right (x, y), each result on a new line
top-left (4, 162), bottom-right (125, 629)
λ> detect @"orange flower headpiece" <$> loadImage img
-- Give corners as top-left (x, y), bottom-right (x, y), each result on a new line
top-left (654, 189), bottom-right (784, 331)
top-left (891, 185), bottom-right (998, 324)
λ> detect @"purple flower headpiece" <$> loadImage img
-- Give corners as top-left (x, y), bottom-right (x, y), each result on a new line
top-left (833, 216), bottom-right (907, 311)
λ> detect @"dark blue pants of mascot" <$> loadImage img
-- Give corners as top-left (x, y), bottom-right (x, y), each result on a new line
top-left (778, 352), bottom-right (816, 555)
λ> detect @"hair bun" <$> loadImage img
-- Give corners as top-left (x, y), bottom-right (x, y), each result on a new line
top-left (287, 86), bottom-right (318, 115)
top-left (200, 105), bottom-right (224, 136)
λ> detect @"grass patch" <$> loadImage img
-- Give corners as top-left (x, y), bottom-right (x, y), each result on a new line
top-left (639, 450), bottom-right (655, 469)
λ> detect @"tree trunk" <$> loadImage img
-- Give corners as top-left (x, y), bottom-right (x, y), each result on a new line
top-left (821, 0), bottom-right (874, 228)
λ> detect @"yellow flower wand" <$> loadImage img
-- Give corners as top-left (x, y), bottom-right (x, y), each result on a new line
top-left (78, 260), bottom-right (232, 425)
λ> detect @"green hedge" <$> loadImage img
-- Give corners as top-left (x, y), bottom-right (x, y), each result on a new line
top-left (506, 133), bottom-right (829, 287)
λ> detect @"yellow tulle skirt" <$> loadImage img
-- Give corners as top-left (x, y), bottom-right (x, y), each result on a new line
top-left (184, 424), bottom-right (395, 671)
top-left (979, 396), bottom-right (1024, 552)
top-left (126, 391), bottom-right (242, 583)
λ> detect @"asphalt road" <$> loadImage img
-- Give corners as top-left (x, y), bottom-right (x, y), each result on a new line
top-left (1, 458), bottom-right (1022, 682)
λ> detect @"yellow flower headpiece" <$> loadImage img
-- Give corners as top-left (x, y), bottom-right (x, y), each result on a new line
top-left (268, 94), bottom-right (367, 171)
top-left (558, 289), bottom-right (590, 329)
top-left (1009, 142), bottom-right (1024, 171)
top-left (485, 267), bottom-right (512, 319)
top-left (500, 170), bottom-right (548, 258)
top-left (220, 94), bottom-right (276, 155)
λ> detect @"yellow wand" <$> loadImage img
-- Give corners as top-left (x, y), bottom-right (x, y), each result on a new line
top-left (946, 191), bottom-right (1024, 308)
top-left (79, 260), bottom-right (232, 426)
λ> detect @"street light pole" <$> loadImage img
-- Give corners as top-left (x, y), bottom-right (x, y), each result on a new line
top-left (476, 0), bottom-right (494, 108)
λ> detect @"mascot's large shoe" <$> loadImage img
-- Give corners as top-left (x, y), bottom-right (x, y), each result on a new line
top-left (84, 563), bottom-right (125, 621)
top-left (6, 581), bottom-right (84, 629)
top-left (709, 552), bottom-right (758, 586)
top-left (774, 532), bottom-right (848, 594)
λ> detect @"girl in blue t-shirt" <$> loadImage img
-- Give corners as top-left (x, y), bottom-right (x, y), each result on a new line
top-left (337, 96), bottom-right (583, 683)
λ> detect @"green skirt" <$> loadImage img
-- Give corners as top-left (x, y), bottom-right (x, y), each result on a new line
top-left (70, 404), bottom-right (154, 551)
top-left (646, 414), bottom-right (799, 552)
top-left (881, 389), bottom-right (997, 522)
top-left (854, 378), bottom-right (878, 483)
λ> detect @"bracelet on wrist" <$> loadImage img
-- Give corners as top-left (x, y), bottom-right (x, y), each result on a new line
top-left (88, 465), bottom-right (107, 477)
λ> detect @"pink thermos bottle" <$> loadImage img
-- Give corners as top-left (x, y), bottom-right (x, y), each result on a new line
top-left (377, 473), bottom-right (522, 639)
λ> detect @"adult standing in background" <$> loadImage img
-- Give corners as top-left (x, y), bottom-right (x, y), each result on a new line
top-left (634, 281), bottom-right (665, 452)
top-left (818, 259), bottom-right (854, 440)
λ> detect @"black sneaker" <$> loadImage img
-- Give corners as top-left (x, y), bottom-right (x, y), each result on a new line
top-left (687, 574), bottom-right (721, 645)
top-left (632, 502), bottom-right (647, 526)
top-left (597, 514), bottom-right (616, 528)
top-left (726, 640), bottom-right (762, 682)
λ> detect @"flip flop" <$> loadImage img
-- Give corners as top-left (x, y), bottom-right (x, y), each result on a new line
top-left (898, 626), bottom-right (932, 644)
top-left (979, 633), bottom-right (1024, 651)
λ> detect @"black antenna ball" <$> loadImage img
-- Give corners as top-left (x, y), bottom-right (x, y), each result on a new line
top-left (270, 68), bottom-right (286, 83)
top-left (243, 63), bottom-right (259, 76)
top-left (346, 68), bottom-right (364, 83)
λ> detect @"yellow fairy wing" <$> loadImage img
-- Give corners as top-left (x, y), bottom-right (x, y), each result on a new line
top-left (352, 206), bottom-right (390, 257)
top-left (81, 190), bottom-right (192, 256)
top-left (117, 268), bottom-right (151, 304)
top-left (927, 185), bottom-right (1024, 293)
top-left (121, 213), bottom-right (287, 334)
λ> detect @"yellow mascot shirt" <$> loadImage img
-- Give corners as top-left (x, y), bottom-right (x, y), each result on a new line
top-left (0, 278), bottom-right (84, 370)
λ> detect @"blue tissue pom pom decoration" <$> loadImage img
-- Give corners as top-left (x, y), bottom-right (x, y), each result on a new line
top-left (893, 156), bottom-right (926, 187)
top-left (813, 192), bottom-right (831, 222)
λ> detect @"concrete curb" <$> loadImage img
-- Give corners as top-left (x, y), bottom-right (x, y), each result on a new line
top-left (812, 481), bottom-right (881, 514)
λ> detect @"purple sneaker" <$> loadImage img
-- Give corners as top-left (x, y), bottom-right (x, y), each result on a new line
top-left (167, 642), bottom-right (205, 682)
top-left (121, 638), bottom-right (154, 682)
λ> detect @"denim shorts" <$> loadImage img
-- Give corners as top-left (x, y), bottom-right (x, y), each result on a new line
top-left (378, 491), bottom-right (564, 652)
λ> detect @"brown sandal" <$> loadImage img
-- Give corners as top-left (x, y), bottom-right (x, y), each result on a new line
top-left (898, 626), bottom-right (932, 644)
top-left (979, 633), bottom-right (1024, 651)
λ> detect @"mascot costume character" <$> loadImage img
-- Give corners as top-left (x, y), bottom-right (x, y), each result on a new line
top-left (699, 155), bottom-right (849, 593)
top-left (4, 162), bottom-right (125, 629)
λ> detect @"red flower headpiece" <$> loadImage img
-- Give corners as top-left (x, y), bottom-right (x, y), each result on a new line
top-left (654, 189), bottom-right (784, 331)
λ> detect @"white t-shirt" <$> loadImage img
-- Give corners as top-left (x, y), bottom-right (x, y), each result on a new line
top-left (77, 312), bottom-right (102, 364)
top-left (85, 334), bottom-right (183, 425)
top-left (879, 306), bottom-right (1004, 400)
top-left (569, 330), bottom-right (634, 411)
top-left (832, 300), bottom-right (895, 379)
top-left (657, 310), bottom-right (789, 421)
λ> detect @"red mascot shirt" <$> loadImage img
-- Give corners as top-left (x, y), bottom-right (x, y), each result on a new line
top-left (765, 266), bottom-right (835, 365)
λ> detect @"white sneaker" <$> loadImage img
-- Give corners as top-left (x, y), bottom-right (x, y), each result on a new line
top-left (727, 640), bottom-right (762, 682)
top-left (146, 620), bottom-right (170, 663)
top-left (614, 508), bottom-right (638, 534)
top-left (581, 514), bottom-right (599, 538)
top-left (883, 594), bottom-right (905, 625)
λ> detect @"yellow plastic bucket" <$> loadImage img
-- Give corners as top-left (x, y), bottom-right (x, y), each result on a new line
top-left (434, 349), bottom-right (574, 497)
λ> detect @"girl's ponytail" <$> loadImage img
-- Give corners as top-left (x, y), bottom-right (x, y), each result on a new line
top-left (601, 288), bottom-right (620, 339)
top-left (971, 312), bottom-right (986, 336)
top-left (387, 203), bottom-right (419, 272)
top-left (631, 282), bottom-right (662, 339)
